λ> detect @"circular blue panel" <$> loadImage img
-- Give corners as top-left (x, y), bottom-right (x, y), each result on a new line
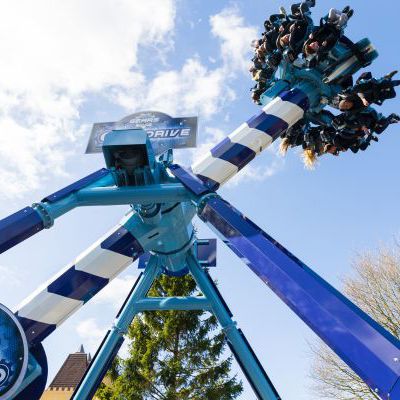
top-left (0, 304), bottom-right (28, 399)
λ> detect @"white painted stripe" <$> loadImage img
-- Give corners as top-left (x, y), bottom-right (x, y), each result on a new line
top-left (229, 123), bottom-right (273, 154)
top-left (262, 97), bottom-right (304, 127)
top-left (326, 55), bottom-right (356, 82)
top-left (326, 43), bottom-right (375, 83)
top-left (191, 150), bottom-right (215, 174)
top-left (192, 153), bottom-right (238, 184)
top-left (75, 245), bottom-right (132, 280)
top-left (191, 96), bottom-right (304, 187)
top-left (18, 291), bottom-right (82, 325)
top-left (14, 218), bottom-right (137, 329)
top-left (15, 261), bottom-right (75, 314)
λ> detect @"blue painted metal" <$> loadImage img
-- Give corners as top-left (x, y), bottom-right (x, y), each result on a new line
top-left (32, 181), bottom-right (187, 226)
top-left (13, 222), bottom-right (145, 348)
top-left (42, 169), bottom-right (110, 203)
top-left (76, 183), bottom-right (193, 205)
top-left (137, 252), bottom-right (151, 269)
top-left (71, 328), bottom-right (124, 400)
top-left (211, 138), bottom-right (256, 170)
top-left (0, 207), bottom-right (44, 254)
top-left (134, 296), bottom-right (211, 311)
top-left (323, 38), bottom-right (378, 84)
top-left (12, 352), bottom-right (43, 400)
top-left (0, 171), bottom-right (115, 254)
top-left (0, 22), bottom-right (393, 400)
top-left (101, 225), bottom-right (143, 258)
top-left (34, 196), bottom-right (78, 223)
top-left (47, 266), bottom-right (109, 303)
top-left (0, 177), bottom-right (191, 257)
top-left (168, 164), bottom-right (212, 195)
top-left (260, 80), bottom-right (290, 103)
top-left (196, 239), bottom-right (217, 267)
top-left (15, 316), bottom-right (56, 346)
top-left (102, 129), bottom-right (156, 171)
top-left (35, 172), bottom-right (114, 222)
top-left (14, 344), bottom-right (48, 400)
top-left (187, 253), bottom-right (280, 400)
top-left (246, 113), bottom-right (289, 140)
top-left (138, 239), bottom-right (217, 269)
top-left (72, 257), bottom-right (161, 400)
top-left (268, 38), bottom-right (378, 113)
top-left (390, 381), bottom-right (400, 399)
top-left (190, 87), bottom-right (311, 188)
top-left (195, 174), bottom-right (221, 192)
top-left (72, 250), bottom-right (280, 400)
top-left (227, 328), bottom-right (277, 400)
top-left (123, 200), bottom-right (196, 276)
top-left (0, 304), bottom-right (29, 399)
top-left (197, 195), bottom-right (400, 399)
top-left (279, 89), bottom-right (310, 111)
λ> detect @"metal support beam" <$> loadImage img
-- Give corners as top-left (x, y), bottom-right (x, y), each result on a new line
top-left (29, 183), bottom-right (194, 230)
top-left (134, 296), bottom-right (211, 311)
top-left (71, 258), bottom-right (160, 400)
top-left (76, 183), bottom-right (194, 206)
top-left (72, 254), bottom-right (281, 400)
top-left (187, 253), bottom-right (281, 400)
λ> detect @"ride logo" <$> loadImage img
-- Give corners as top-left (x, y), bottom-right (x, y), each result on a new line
top-left (85, 111), bottom-right (198, 155)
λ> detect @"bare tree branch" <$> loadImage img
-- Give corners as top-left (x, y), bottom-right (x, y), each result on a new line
top-left (309, 241), bottom-right (400, 399)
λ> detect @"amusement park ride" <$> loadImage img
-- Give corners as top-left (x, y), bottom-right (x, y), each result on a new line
top-left (1, 2), bottom-right (400, 400)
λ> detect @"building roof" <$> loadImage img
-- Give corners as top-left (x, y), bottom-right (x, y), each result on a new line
top-left (48, 345), bottom-right (90, 389)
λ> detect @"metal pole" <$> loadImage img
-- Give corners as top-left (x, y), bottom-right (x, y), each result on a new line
top-left (72, 257), bottom-right (160, 400)
top-left (76, 183), bottom-right (193, 206)
top-left (134, 296), bottom-right (212, 311)
top-left (187, 253), bottom-right (280, 400)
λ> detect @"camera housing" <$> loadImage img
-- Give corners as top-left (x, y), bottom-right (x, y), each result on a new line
top-left (102, 129), bottom-right (156, 186)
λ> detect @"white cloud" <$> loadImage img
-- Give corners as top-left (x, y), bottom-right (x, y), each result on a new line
top-left (113, 58), bottom-right (235, 118)
top-left (0, 0), bottom-right (176, 96)
top-left (76, 317), bottom-right (130, 358)
top-left (210, 6), bottom-right (258, 72)
top-left (94, 274), bottom-right (140, 309)
top-left (114, 6), bottom-right (265, 180)
top-left (228, 157), bottom-right (285, 187)
top-left (0, 0), bottom-right (176, 197)
top-left (188, 127), bottom-right (226, 164)
top-left (77, 273), bottom-right (140, 357)
top-left (113, 6), bottom-right (257, 119)
top-left (76, 318), bottom-right (106, 353)
top-left (0, 2), bottom-right (276, 199)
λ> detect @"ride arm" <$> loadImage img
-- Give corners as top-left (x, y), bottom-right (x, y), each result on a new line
top-left (0, 169), bottom-right (113, 254)
top-left (199, 195), bottom-right (400, 400)
top-left (14, 211), bottom-right (149, 346)
top-left (189, 36), bottom-right (380, 190)
top-left (189, 87), bottom-right (311, 190)
top-left (171, 166), bottom-right (400, 400)
top-left (0, 168), bottom-right (193, 254)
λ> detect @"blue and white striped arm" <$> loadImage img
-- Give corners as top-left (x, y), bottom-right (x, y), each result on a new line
top-left (14, 217), bottom-right (144, 345)
top-left (191, 89), bottom-right (309, 190)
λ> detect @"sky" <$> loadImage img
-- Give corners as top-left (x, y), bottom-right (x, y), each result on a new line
top-left (0, 0), bottom-right (399, 399)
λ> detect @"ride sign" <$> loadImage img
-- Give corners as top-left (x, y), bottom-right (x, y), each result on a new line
top-left (85, 111), bottom-right (197, 155)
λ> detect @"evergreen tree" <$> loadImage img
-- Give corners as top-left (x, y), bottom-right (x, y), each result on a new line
top-left (97, 273), bottom-right (243, 400)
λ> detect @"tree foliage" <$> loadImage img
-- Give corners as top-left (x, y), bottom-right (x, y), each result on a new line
top-left (310, 242), bottom-right (400, 400)
top-left (97, 273), bottom-right (243, 400)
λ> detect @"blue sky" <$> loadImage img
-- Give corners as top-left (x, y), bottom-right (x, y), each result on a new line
top-left (0, 1), bottom-right (399, 399)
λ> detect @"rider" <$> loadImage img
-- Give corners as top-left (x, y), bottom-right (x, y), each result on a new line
top-left (303, 6), bottom-right (353, 65)
top-left (350, 71), bottom-right (400, 106)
